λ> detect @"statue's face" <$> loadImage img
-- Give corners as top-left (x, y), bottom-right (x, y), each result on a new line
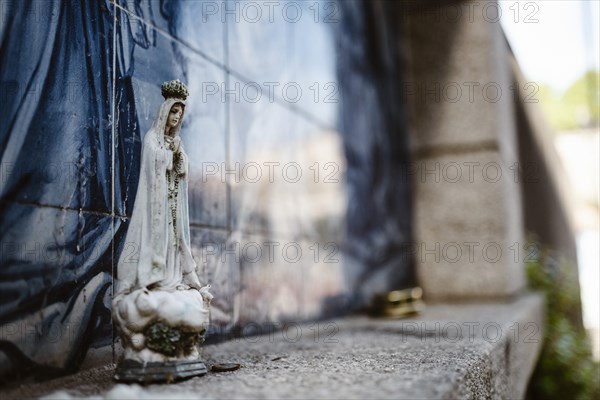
top-left (167, 103), bottom-right (183, 129)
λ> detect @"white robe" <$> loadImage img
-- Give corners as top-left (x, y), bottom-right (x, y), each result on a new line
top-left (116, 98), bottom-right (197, 295)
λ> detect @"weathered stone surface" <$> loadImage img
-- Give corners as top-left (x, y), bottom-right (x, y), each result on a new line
top-left (406, 1), bottom-right (519, 160)
top-left (3, 294), bottom-right (543, 400)
top-left (406, 1), bottom-right (526, 299)
top-left (413, 151), bottom-right (525, 298)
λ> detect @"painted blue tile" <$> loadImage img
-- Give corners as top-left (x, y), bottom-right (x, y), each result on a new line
top-left (296, 239), bottom-right (349, 320)
top-left (115, 0), bottom-right (225, 65)
top-left (224, 1), bottom-right (338, 128)
top-left (291, 117), bottom-right (347, 243)
top-left (183, 58), bottom-right (227, 228)
top-left (227, 0), bottom-right (293, 84)
top-left (190, 227), bottom-right (239, 330)
top-left (0, 202), bottom-right (115, 372)
top-left (228, 74), bottom-right (306, 236)
top-left (0, 0), bottom-right (114, 214)
top-left (237, 232), bottom-right (303, 326)
top-left (290, 0), bottom-right (339, 128)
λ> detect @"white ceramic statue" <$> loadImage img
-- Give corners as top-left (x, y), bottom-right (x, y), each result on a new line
top-left (112, 80), bottom-right (212, 382)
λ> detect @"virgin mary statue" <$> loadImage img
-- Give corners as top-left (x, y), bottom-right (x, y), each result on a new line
top-left (115, 80), bottom-right (204, 294)
top-left (112, 81), bottom-right (212, 379)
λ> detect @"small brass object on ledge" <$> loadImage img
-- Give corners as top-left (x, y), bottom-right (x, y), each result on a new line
top-left (371, 287), bottom-right (424, 318)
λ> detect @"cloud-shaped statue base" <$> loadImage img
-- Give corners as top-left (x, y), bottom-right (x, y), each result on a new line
top-left (113, 285), bottom-right (212, 364)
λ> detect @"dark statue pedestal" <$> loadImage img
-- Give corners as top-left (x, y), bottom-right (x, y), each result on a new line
top-left (114, 359), bottom-right (208, 383)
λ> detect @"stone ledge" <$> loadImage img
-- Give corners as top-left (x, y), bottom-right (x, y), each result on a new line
top-left (3, 293), bottom-right (544, 400)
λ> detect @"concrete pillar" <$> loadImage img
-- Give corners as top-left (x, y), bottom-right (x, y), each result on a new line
top-left (405, 1), bottom-right (525, 298)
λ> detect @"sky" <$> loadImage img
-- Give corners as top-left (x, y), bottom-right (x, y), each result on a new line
top-left (500, 0), bottom-right (600, 93)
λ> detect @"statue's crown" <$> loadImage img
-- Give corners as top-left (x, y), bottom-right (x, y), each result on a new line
top-left (161, 79), bottom-right (189, 101)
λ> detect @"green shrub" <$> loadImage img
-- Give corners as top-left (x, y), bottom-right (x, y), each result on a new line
top-left (526, 251), bottom-right (600, 400)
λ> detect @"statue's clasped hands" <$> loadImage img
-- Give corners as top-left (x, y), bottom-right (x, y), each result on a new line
top-left (170, 136), bottom-right (181, 153)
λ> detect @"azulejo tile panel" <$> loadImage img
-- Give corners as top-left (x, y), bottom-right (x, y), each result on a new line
top-left (0, 0), bottom-right (416, 382)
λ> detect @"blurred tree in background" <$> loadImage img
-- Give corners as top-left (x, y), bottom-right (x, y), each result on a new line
top-left (538, 70), bottom-right (600, 132)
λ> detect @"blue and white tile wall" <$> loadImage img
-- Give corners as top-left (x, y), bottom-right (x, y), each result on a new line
top-left (0, 0), bottom-right (414, 381)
